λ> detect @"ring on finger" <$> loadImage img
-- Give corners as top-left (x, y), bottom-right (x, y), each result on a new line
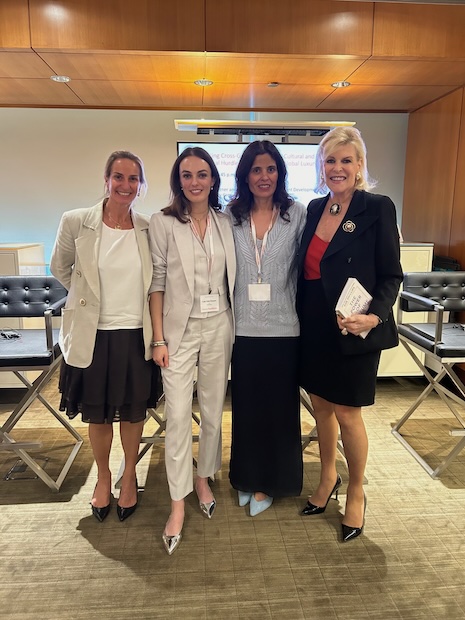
top-left (341, 328), bottom-right (348, 336)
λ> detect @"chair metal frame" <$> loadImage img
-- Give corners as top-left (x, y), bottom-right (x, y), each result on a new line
top-left (0, 276), bottom-right (83, 491)
top-left (392, 271), bottom-right (465, 478)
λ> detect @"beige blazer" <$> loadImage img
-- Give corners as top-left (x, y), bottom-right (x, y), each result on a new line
top-left (50, 201), bottom-right (153, 368)
top-left (149, 209), bottom-right (236, 356)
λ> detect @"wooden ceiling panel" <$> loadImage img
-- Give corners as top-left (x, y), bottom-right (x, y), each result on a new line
top-left (30, 0), bottom-right (205, 52)
top-left (69, 80), bottom-right (203, 108)
top-left (38, 52), bottom-right (206, 82)
top-left (206, 0), bottom-right (373, 56)
top-left (373, 4), bottom-right (465, 59)
top-left (203, 84), bottom-right (333, 111)
top-left (0, 52), bottom-right (56, 79)
top-left (205, 55), bottom-right (365, 85)
top-left (0, 79), bottom-right (84, 106)
top-left (349, 59), bottom-right (465, 87)
top-left (320, 84), bottom-right (456, 111)
top-left (0, 0), bottom-right (30, 50)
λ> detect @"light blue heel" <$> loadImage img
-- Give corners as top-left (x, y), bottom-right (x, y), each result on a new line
top-left (238, 491), bottom-right (253, 507)
top-left (250, 495), bottom-right (273, 516)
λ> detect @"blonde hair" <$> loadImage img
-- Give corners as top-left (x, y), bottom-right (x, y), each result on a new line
top-left (314, 127), bottom-right (376, 194)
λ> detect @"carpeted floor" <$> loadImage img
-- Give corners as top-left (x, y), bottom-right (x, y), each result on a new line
top-left (1, 376), bottom-right (465, 619)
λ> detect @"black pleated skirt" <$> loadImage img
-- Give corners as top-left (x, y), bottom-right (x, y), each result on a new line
top-left (299, 279), bottom-right (380, 407)
top-left (59, 328), bottom-right (161, 424)
top-left (229, 336), bottom-right (303, 498)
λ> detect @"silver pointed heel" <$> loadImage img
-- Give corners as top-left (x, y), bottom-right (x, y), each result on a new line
top-left (162, 531), bottom-right (182, 555)
top-left (199, 499), bottom-right (216, 519)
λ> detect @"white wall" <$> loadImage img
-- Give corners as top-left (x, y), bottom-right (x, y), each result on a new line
top-left (0, 108), bottom-right (408, 264)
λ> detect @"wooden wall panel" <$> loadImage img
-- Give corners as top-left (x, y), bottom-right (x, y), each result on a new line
top-left (0, 0), bottom-right (31, 50)
top-left (0, 78), bottom-right (84, 106)
top-left (373, 4), bottom-right (465, 59)
top-left (38, 52), bottom-right (205, 82)
top-left (30, 0), bottom-right (205, 52)
top-left (402, 89), bottom-right (463, 254)
top-left (321, 84), bottom-right (453, 113)
top-left (206, 0), bottom-right (373, 56)
top-left (0, 52), bottom-right (54, 78)
top-left (450, 89), bottom-right (465, 270)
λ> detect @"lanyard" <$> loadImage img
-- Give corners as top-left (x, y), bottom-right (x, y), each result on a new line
top-left (190, 212), bottom-right (214, 293)
top-left (250, 207), bottom-right (277, 283)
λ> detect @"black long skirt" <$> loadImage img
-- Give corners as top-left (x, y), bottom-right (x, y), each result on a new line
top-left (59, 328), bottom-right (161, 424)
top-left (299, 279), bottom-right (380, 407)
top-left (229, 336), bottom-right (303, 498)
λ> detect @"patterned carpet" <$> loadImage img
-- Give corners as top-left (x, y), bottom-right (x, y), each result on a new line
top-left (1, 376), bottom-right (465, 619)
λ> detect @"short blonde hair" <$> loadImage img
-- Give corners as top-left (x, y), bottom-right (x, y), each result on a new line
top-left (314, 126), bottom-right (376, 194)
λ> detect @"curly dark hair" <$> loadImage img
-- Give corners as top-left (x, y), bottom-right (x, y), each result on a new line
top-left (229, 140), bottom-right (294, 225)
top-left (163, 147), bottom-right (222, 222)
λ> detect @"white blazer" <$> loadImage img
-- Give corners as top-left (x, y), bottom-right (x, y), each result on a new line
top-left (50, 201), bottom-right (153, 368)
top-left (149, 209), bottom-right (236, 356)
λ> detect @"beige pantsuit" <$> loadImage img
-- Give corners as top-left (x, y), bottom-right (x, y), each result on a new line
top-left (149, 209), bottom-right (236, 502)
top-left (162, 310), bottom-right (233, 500)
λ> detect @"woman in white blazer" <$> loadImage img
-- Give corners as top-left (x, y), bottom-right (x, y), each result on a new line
top-left (50, 151), bottom-right (159, 523)
top-left (149, 147), bottom-right (235, 555)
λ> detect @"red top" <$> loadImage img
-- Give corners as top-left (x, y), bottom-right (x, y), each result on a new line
top-left (304, 234), bottom-right (329, 280)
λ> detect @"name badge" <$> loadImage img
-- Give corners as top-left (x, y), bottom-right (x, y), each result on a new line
top-left (248, 283), bottom-right (271, 301)
top-left (200, 293), bottom-right (220, 313)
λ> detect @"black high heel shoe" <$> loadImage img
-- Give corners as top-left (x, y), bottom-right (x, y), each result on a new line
top-left (90, 483), bottom-right (111, 522)
top-left (91, 503), bottom-right (111, 522)
top-left (341, 493), bottom-right (367, 542)
top-left (117, 478), bottom-right (138, 522)
top-left (301, 474), bottom-right (342, 516)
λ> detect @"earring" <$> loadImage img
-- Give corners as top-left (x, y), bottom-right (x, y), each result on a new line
top-left (356, 172), bottom-right (361, 181)
top-left (210, 186), bottom-right (214, 191)
top-left (320, 173), bottom-right (325, 181)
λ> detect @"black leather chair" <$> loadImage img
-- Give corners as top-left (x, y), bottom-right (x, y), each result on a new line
top-left (392, 271), bottom-right (465, 478)
top-left (0, 275), bottom-right (83, 490)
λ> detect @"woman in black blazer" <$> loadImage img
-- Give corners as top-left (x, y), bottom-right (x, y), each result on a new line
top-left (297, 127), bottom-right (402, 541)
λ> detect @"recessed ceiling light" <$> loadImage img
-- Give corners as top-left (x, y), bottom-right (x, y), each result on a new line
top-left (267, 82), bottom-right (280, 88)
top-left (50, 75), bottom-right (71, 83)
top-left (194, 79), bottom-right (214, 86)
top-left (331, 81), bottom-right (351, 88)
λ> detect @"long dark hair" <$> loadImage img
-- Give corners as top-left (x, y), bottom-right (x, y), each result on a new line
top-left (163, 147), bottom-right (221, 222)
top-left (229, 140), bottom-right (294, 225)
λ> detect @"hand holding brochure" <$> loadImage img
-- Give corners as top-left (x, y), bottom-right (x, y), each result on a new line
top-left (335, 278), bottom-right (373, 339)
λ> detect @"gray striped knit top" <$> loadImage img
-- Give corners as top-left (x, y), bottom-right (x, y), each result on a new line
top-left (227, 201), bottom-right (307, 337)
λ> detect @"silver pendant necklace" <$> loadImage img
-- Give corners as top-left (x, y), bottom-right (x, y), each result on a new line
top-left (329, 203), bottom-right (341, 216)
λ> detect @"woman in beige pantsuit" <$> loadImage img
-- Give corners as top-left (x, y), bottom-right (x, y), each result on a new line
top-left (149, 147), bottom-right (235, 555)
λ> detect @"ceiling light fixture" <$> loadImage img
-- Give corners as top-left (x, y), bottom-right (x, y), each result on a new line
top-left (194, 79), bottom-right (214, 86)
top-left (331, 81), bottom-right (351, 88)
top-left (267, 82), bottom-right (280, 88)
top-left (50, 75), bottom-right (71, 83)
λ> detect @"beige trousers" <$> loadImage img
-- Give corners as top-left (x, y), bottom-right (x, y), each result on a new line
top-left (161, 309), bottom-right (233, 501)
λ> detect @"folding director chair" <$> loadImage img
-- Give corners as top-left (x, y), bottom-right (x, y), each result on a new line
top-left (392, 271), bottom-right (465, 478)
top-left (0, 275), bottom-right (83, 491)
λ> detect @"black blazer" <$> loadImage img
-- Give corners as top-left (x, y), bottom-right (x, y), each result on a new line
top-left (297, 190), bottom-right (403, 355)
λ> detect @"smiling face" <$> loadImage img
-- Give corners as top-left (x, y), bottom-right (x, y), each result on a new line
top-left (246, 153), bottom-right (278, 201)
top-left (179, 156), bottom-right (215, 208)
top-left (323, 144), bottom-right (361, 199)
top-left (105, 158), bottom-right (141, 208)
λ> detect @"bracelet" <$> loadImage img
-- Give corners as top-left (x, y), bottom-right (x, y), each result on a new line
top-left (151, 340), bottom-right (167, 347)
